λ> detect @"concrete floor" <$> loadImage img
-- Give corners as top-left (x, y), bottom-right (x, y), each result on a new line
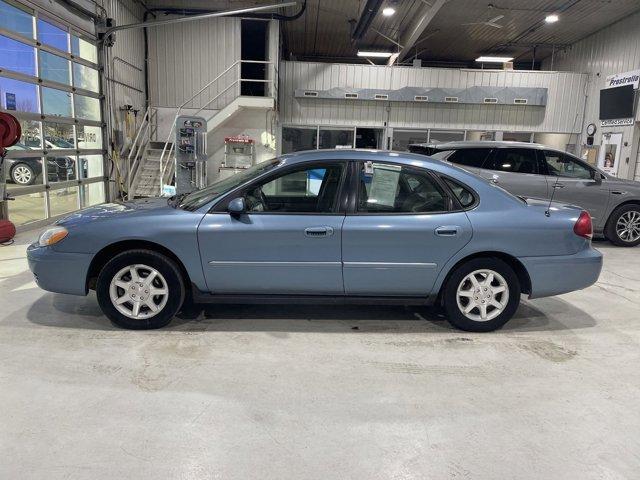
top-left (1, 230), bottom-right (639, 479)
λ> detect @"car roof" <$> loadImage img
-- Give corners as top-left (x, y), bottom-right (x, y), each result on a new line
top-left (409, 140), bottom-right (550, 150)
top-left (280, 148), bottom-right (449, 168)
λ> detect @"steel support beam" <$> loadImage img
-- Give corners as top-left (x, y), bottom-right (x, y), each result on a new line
top-left (388, 0), bottom-right (447, 65)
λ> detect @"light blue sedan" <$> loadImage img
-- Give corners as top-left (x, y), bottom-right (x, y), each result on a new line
top-left (27, 150), bottom-right (603, 332)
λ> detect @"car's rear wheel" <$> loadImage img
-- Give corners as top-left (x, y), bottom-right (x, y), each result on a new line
top-left (443, 258), bottom-right (520, 332)
top-left (606, 204), bottom-right (640, 247)
top-left (96, 250), bottom-right (185, 329)
top-left (11, 163), bottom-right (35, 185)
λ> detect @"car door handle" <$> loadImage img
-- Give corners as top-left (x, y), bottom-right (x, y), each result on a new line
top-left (552, 182), bottom-right (565, 189)
top-left (305, 226), bottom-right (334, 237)
top-left (435, 226), bottom-right (460, 236)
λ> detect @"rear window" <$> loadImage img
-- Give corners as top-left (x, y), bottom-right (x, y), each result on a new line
top-left (446, 148), bottom-right (492, 168)
top-left (443, 177), bottom-right (476, 209)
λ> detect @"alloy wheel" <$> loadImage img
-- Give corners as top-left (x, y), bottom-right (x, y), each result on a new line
top-left (456, 269), bottom-right (509, 322)
top-left (616, 210), bottom-right (640, 243)
top-left (109, 264), bottom-right (169, 320)
top-left (12, 165), bottom-right (33, 184)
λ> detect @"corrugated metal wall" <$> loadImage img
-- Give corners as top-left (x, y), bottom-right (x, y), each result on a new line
top-left (102, 0), bottom-right (146, 111)
top-left (543, 10), bottom-right (640, 179)
top-left (279, 61), bottom-right (588, 133)
top-left (148, 17), bottom-right (241, 109)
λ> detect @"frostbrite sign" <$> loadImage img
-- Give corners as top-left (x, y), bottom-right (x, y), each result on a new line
top-left (605, 69), bottom-right (640, 89)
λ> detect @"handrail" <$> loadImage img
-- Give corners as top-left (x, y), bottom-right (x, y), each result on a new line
top-left (157, 59), bottom-right (276, 195)
top-left (126, 106), bottom-right (150, 200)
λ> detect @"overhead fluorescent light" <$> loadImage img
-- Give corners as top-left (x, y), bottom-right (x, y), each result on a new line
top-left (545, 14), bottom-right (559, 23)
top-left (357, 50), bottom-right (393, 58)
top-left (382, 7), bottom-right (396, 16)
top-left (475, 56), bottom-right (514, 63)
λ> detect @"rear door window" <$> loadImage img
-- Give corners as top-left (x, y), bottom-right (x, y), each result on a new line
top-left (484, 148), bottom-right (539, 174)
top-left (446, 148), bottom-right (492, 168)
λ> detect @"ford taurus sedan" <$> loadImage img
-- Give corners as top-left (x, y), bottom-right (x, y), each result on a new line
top-left (409, 141), bottom-right (640, 247)
top-left (27, 150), bottom-right (603, 332)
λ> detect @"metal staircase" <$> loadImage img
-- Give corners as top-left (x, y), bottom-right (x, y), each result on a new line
top-left (126, 60), bottom-right (275, 199)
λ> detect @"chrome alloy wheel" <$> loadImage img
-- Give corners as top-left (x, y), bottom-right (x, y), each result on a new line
top-left (456, 269), bottom-right (509, 322)
top-left (616, 211), bottom-right (640, 243)
top-left (109, 264), bottom-right (169, 320)
top-left (13, 165), bottom-right (33, 184)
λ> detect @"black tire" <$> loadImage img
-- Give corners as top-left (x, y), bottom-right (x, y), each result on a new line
top-left (96, 249), bottom-right (185, 329)
top-left (442, 257), bottom-right (520, 332)
top-left (11, 163), bottom-right (36, 185)
top-left (605, 204), bottom-right (640, 247)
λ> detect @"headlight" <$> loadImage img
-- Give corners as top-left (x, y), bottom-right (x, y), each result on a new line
top-left (38, 226), bottom-right (68, 247)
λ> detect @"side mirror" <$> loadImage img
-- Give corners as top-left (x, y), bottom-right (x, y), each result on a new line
top-left (594, 172), bottom-right (603, 184)
top-left (227, 197), bottom-right (246, 215)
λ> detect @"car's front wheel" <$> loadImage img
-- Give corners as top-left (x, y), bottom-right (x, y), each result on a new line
top-left (443, 258), bottom-right (520, 332)
top-left (606, 204), bottom-right (640, 247)
top-left (96, 250), bottom-right (185, 329)
top-left (11, 163), bottom-right (36, 185)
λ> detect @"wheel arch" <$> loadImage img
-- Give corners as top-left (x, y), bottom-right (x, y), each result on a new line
top-left (436, 251), bottom-right (532, 302)
top-left (86, 240), bottom-right (192, 293)
top-left (603, 200), bottom-right (640, 235)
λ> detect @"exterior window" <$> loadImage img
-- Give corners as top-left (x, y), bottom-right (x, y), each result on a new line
top-left (319, 128), bottom-right (354, 149)
top-left (393, 130), bottom-right (428, 151)
top-left (72, 62), bottom-right (99, 92)
top-left (543, 151), bottom-right (594, 179)
top-left (43, 122), bottom-right (75, 149)
top-left (485, 148), bottom-right (539, 174)
top-left (0, 35), bottom-right (36, 75)
top-left (49, 186), bottom-right (79, 216)
top-left (246, 164), bottom-right (344, 213)
top-left (0, 0), bottom-right (34, 38)
top-left (79, 154), bottom-right (103, 178)
top-left (0, 77), bottom-right (39, 112)
top-left (17, 119), bottom-right (41, 148)
top-left (42, 87), bottom-right (72, 117)
top-left (74, 94), bottom-right (101, 121)
top-left (46, 153), bottom-right (77, 184)
top-left (429, 130), bottom-right (464, 144)
top-left (8, 193), bottom-right (46, 226)
top-left (37, 19), bottom-right (68, 51)
top-left (39, 51), bottom-right (71, 85)
top-left (282, 127), bottom-right (317, 153)
top-left (81, 182), bottom-right (104, 207)
top-left (76, 125), bottom-right (102, 149)
top-left (444, 178), bottom-right (476, 208)
top-left (357, 163), bottom-right (447, 213)
top-left (71, 36), bottom-right (98, 63)
top-left (446, 148), bottom-right (492, 168)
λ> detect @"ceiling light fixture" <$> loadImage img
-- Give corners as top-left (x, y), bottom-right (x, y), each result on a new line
top-left (357, 50), bottom-right (393, 58)
top-left (545, 14), bottom-right (559, 23)
top-left (382, 7), bottom-right (396, 16)
top-left (475, 56), bottom-right (514, 63)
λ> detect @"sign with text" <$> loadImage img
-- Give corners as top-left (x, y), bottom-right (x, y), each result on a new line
top-left (5, 93), bottom-right (16, 110)
top-left (605, 69), bottom-right (640, 89)
top-left (601, 118), bottom-right (634, 127)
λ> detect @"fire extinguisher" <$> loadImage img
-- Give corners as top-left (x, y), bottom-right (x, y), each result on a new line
top-left (0, 112), bottom-right (21, 244)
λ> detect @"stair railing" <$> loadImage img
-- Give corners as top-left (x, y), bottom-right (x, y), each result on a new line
top-left (126, 106), bottom-right (151, 200)
top-left (158, 60), bottom-right (275, 196)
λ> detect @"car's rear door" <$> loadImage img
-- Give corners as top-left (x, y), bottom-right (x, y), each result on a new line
top-left (197, 160), bottom-right (347, 294)
top-left (477, 147), bottom-right (549, 199)
top-left (341, 160), bottom-right (472, 296)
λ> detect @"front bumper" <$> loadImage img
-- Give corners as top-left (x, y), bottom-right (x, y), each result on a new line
top-left (520, 247), bottom-right (603, 299)
top-left (27, 243), bottom-right (93, 296)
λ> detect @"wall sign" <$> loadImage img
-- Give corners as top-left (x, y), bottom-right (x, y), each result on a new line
top-left (601, 118), bottom-right (634, 127)
top-left (605, 69), bottom-right (640, 89)
top-left (5, 93), bottom-right (16, 110)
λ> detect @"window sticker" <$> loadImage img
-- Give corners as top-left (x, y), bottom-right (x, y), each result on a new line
top-left (368, 164), bottom-right (401, 208)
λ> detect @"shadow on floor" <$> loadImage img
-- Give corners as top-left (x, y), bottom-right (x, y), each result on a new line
top-left (25, 292), bottom-right (597, 334)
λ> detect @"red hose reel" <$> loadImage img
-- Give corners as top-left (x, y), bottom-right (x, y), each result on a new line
top-left (0, 112), bottom-right (21, 243)
top-left (0, 112), bottom-right (21, 156)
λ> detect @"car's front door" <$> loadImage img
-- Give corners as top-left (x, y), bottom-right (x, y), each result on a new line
top-left (342, 161), bottom-right (472, 296)
top-left (540, 150), bottom-right (610, 229)
top-left (477, 147), bottom-right (549, 199)
top-left (197, 161), bottom-right (347, 294)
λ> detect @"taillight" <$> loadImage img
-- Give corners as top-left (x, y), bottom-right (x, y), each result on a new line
top-left (574, 211), bottom-right (593, 239)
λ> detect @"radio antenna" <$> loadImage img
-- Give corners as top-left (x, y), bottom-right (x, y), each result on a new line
top-left (545, 175), bottom-right (563, 217)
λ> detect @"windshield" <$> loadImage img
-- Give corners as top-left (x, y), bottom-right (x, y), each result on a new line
top-left (177, 158), bottom-right (281, 211)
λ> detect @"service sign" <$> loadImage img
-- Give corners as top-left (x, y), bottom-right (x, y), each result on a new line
top-left (601, 118), bottom-right (634, 127)
top-left (605, 69), bottom-right (640, 89)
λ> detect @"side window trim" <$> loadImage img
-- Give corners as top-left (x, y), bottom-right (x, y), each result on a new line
top-left (437, 173), bottom-right (480, 211)
top-left (351, 160), bottom-right (454, 216)
top-left (210, 160), bottom-right (348, 214)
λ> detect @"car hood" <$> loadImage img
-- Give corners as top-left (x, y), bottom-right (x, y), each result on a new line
top-left (56, 198), bottom-right (174, 227)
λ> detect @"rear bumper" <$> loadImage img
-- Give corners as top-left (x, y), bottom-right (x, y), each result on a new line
top-left (27, 243), bottom-right (92, 296)
top-left (520, 247), bottom-right (603, 299)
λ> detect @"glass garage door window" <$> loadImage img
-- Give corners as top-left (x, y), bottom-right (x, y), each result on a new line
top-left (1, 1), bottom-right (106, 228)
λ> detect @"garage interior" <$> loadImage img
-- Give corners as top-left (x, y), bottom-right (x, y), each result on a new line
top-left (1, 0), bottom-right (640, 478)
